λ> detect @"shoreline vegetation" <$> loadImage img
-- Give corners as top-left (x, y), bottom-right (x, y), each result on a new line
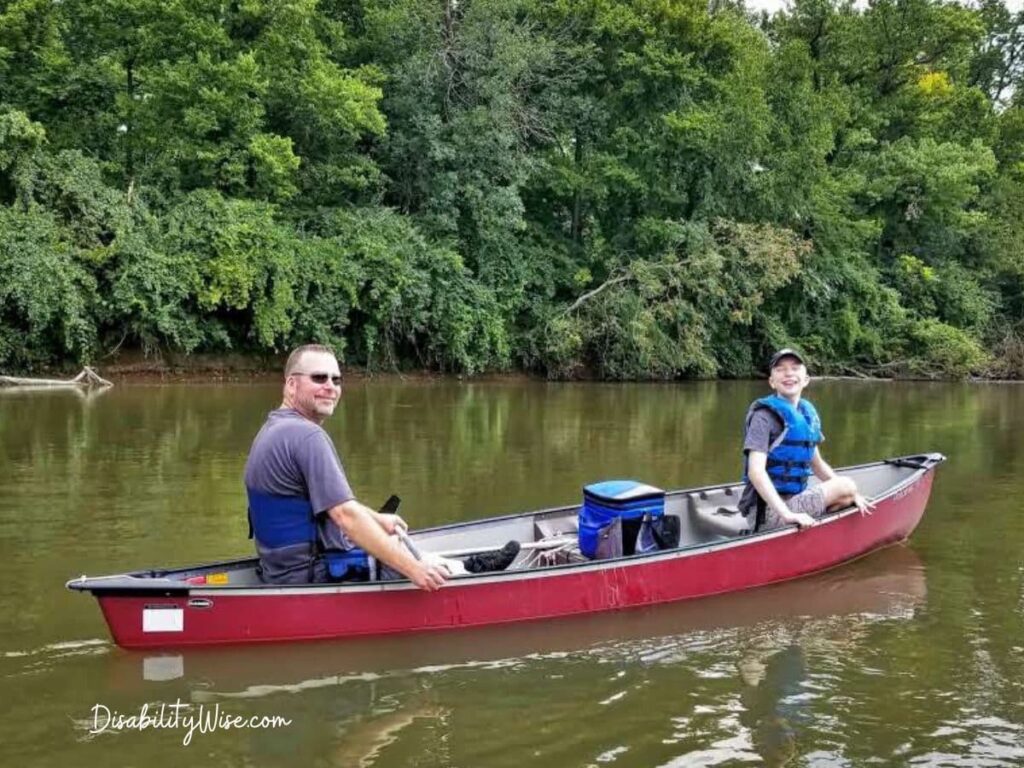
top-left (3, 0), bottom-right (1024, 382)
top-left (12, 351), bottom-right (1024, 384)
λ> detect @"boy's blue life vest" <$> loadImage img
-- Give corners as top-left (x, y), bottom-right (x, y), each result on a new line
top-left (743, 395), bottom-right (822, 496)
top-left (579, 480), bottom-right (665, 559)
top-left (246, 488), bottom-right (369, 581)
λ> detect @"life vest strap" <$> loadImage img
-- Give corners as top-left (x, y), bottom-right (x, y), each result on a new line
top-left (766, 458), bottom-right (812, 469)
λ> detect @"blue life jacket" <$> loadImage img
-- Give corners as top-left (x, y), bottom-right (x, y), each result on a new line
top-left (247, 488), bottom-right (369, 581)
top-left (743, 395), bottom-right (822, 496)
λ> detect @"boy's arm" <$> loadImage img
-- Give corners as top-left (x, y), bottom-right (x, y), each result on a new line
top-left (811, 448), bottom-right (836, 481)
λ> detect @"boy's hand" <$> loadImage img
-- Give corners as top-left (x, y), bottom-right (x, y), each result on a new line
top-left (853, 493), bottom-right (875, 516)
top-left (780, 509), bottom-right (818, 529)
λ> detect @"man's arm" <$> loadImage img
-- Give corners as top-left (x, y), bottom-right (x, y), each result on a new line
top-left (746, 451), bottom-right (817, 528)
top-left (327, 500), bottom-right (448, 591)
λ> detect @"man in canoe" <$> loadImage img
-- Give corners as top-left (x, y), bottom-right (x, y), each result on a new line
top-left (244, 344), bottom-right (519, 588)
top-left (739, 348), bottom-right (873, 531)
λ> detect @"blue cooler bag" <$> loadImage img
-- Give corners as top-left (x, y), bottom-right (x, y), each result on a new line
top-left (579, 480), bottom-right (666, 559)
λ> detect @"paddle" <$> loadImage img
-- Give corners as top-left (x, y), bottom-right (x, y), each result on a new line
top-left (377, 494), bottom-right (423, 561)
top-left (378, 494), bottom-right (401, 515)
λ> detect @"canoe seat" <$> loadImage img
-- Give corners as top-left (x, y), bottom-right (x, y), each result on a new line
top-left (687, 488), bottom-right (751, 539)
top-left (533, 513), bottom-right (578, 542)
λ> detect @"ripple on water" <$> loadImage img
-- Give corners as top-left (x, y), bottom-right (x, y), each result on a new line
top-left (1, 637), bottom-right (110, 677)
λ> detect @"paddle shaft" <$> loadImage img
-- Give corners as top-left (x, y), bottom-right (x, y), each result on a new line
top-left (376, 495), bottom-right (424, 561)
top-left (395, 526), bottom-right (423, 561)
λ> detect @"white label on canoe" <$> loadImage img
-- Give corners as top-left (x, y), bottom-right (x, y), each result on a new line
top-left (143, 607), bottom-right (184, 633)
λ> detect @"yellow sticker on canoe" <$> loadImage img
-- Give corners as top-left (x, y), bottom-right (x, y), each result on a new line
top-left (205, 572), bottom-right (230, 585)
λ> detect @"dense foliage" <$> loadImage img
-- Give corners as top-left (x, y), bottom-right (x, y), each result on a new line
top-left (2, 0), bottom-right (1023, 378)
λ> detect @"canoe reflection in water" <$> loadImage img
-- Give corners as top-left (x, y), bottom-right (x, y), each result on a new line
top-left (99, 545), bottom-right (927, 766)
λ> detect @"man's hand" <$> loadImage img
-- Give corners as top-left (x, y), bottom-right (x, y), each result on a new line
top-left (409, 561), bottom-right (448, 592)
top-left (376, 513), bottom-right (407, 535)
top-left (853, 493), bottom-right (875, 516)
top-left (780, 509), bottom-right (818, 529)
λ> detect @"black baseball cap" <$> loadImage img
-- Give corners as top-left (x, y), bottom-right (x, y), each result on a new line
top-left (769, 348), bottom-right (805, 369)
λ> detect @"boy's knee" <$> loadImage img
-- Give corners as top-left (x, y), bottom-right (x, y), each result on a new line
top-left (832, 476), bottom-right (857, 502)
top-left (822, 476), bottom-right (857, 507)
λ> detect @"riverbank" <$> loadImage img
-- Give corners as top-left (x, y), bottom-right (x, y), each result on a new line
top-left (17, 352), bottom-right (535, 385)
top-left (4, 351), bottom-right (1021, 383)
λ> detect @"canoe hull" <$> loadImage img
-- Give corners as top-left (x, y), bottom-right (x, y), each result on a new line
top-left (96, 466), bottom-right (936, 649)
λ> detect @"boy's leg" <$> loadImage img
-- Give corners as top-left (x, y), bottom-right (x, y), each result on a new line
top-left (786, 486), bottom-right (827, 520)
top-left (785, 477), bottom-right (858, 520)
top-left (817, 476), bottom-right (859, 511)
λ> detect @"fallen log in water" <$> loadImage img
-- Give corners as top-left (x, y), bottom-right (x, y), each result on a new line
top-left (0, 366), bottom-right (113, 388)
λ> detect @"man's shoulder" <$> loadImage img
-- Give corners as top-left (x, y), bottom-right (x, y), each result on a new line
top-left (255, 410), bottom-right (331, 450)
top-left (264, 409), bottom-right (326, 435)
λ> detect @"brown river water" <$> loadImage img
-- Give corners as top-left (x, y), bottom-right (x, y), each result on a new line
top-left (0, 379), bottom-right (1022, 767)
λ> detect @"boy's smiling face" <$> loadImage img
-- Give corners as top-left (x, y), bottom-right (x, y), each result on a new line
top-left (769, 355), bottom-right (809, 400)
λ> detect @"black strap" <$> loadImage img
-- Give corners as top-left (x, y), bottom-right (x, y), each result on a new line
top-left (885, 458), bottom-right (927, 470)
top-left (781, 439), bottom-right (816, 448)
top-left (310, 506), bottom-right (326, 583)
top-left (766, 458), bottom-right (811, 469)
top-left (754, 497), bottom-right (766, 532)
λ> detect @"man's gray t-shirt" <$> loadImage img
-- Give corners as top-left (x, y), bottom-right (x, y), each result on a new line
top-left (738, 406), bottom-right (825, 515)
top-left (244, 408), bottom-right (355, 582)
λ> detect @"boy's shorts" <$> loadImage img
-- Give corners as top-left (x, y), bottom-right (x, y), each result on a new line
top-left (762, 486), bottom-right (827, 529)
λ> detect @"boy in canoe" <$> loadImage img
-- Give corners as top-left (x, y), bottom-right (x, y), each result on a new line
top-left (244, 344), bottom-right (518, 587)
top-left (739, 349), bottom-right (873, 530)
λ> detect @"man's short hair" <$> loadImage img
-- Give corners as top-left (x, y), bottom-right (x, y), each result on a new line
top-left (284, 344), bottom-right (336, 377)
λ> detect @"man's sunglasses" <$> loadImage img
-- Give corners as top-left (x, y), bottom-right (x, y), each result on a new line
top-left (292, 372), bottom-right (343, 386)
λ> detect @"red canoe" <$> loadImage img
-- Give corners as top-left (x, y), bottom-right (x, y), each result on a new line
top-left (67, 453), bottom-right (944, 649)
